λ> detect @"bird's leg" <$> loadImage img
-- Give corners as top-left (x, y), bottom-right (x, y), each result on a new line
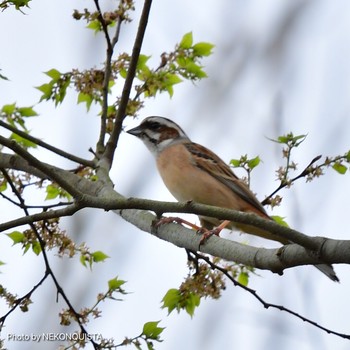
top-left (154, 217), bottom-right (231, 248)
top-left (199, 220), bottom-right (231, 246)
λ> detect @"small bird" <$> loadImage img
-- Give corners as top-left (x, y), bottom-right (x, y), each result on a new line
top-left (127, 116), bottom-right (338, 282)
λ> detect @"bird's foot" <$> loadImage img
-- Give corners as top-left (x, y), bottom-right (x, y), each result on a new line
top-left (153, 216), bottom-right (201, 230)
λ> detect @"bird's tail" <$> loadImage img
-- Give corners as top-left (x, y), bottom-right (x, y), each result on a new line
top-left (314, 264), bottom-right (339, 282)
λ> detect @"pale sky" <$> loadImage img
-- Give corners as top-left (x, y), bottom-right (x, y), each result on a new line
top-left (1, 1), bottom-right (350, 349)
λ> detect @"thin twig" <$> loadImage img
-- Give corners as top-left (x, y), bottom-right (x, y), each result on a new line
top-left (103, 0), bottom-right (153, 166)
top-left (0, 169), bottom-right (99, 349)
top-left (262, 155), bottom-right (322, 205)
top-left (0, 120), bottom-right (95, 167)
top-left (94, 0), bottom-right (124, 152)
top-left (191, 251), bottom-right (350, 340)
top-left (0, 272), bottom-right (49, 330)
top-left (93, 0), bottom-right (112, 49)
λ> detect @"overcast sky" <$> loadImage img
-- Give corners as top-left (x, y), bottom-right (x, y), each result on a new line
top-left (1, 1), bottom-right (350, 350)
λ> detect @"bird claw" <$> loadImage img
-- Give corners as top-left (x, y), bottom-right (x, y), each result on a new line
top-left (198, 228), bottom-right (221, 247)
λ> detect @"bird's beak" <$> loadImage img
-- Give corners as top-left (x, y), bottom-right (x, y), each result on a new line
top-left (126, 125), bottom-right (143, 137)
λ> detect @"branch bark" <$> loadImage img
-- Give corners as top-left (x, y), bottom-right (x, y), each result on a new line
top-left (0, 148), bottom-right (348, 274)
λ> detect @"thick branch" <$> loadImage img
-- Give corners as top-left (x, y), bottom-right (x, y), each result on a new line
top-left (0, 136), bottom-right (85, 198)
top-left (115, 206), bottom-right (350, 274)
top-left (1, 150), bottom-right (348, 272)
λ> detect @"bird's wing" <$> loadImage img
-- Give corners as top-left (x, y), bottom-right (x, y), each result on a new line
top-left (185, 142), bottom-right (269, 218)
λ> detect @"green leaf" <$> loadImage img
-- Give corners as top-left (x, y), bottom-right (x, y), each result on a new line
top-left (108, 277), bottom-right (126, 291)
top-left (80, 254), bottom-right (88, 267)
top-left (120, 68), bottom-right (127, 79)
top-left (87, 20), bottom-right (102, 33)
top-left (45, 69), bottom-right (61, 81)
top-left (247, 156), bottom-right (260, 169)
top-left (179, 32), bottom-right (193, 49)
top-left (36, 83), bottom-right (54, 101)
top-left (271, 215), bottom-right (289, 227)
top-left (142, 321), bottom-right (165, 340)
top-left (237, 272), bottom-right (249, 286)
top-left (77, 92), bottom-right (93, 111)
top-left (332, 162), bottom-right (347, 174)
top-left (230, 159), bottom-right (241, 167)
top-left (161, 288), bottom-right (181, 314)
top-left (164, 73), bottom-right (183, 97)
top-left (275, 133), bottom-right (307, 146)
top-left (1, 103), bottom-right (16, 115)
top-left (7, 231), bottom-right (25, 244)
top-left (91, 250), bottom-right (109, 263)
top-left (17, 106), bottom-right (38, 117)
top-left (23, 243), bottom-right (31, 255)
top-left (31, 241), bottom-right (42, 255)
top-left (137, 54), bottom-right (151, 70)
top-left (192, 42), bottom-right (215, 56)
top-left (183, 62), bottom-right (207, 79)
top-left (11, 0), bottom-right (31, 9)
top-left (45, 184), bottom-right (60, 200)
top-left (54, 76), bottom-right (71, 105)
top-left (184, 293), bottom-right (200, 317)
top-left (10, 133), bottom-right (37, 148)
top-left (0, 180), bottom-right (7, 192)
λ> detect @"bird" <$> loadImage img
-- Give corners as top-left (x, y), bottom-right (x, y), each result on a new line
top-left (127, 116), bottom-right (339, 282)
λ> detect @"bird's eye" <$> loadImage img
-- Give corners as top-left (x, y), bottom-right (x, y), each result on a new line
top-left (148, 121), bottom-right (162, 130)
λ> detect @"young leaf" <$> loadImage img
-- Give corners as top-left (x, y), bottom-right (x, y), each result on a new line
top-left (80, 254), bottom-right (88, 268)
top-left (137, 54), bottom-right (151, 70)
top-left (108, 277), bottom-right (126, 292)
top-left (247, 156), bottom-right (261, 170)
top-left (77, 92), bottom-right (93, 111)
top-left (230, 159), bottom-right (241, 167)
top-left (184, 293), bottom-right (200, 317)
top-left (0, 180), bottom-right (7, 192)
top-left (193, 42), bottom-right (215, 56)
top-left (179, 32), bottom-right (193, 49)
top-left (87, 20), bottom-right (102, 33)
top-left (17, 106), bottom-right (38, 117)
top-left (36, 83), bottom-right (54, 101)
top-left (1, 103), bottom-right (16, 115)
top-left (91, 250), bottom-right (109, 263)
top-left (332, 162), bottom-right (347, 174)
top-left (10, 133), bottom-right (37, 148)
top-left (237, 272), bottom-right (249, 286)
top-left (271, 215), bottom-right (289, 227)
top-left (7, 231), bottom-right (25, 244)
top-left (45, 184), bottom-right (60, 200)
top-left (31, 241), bottom-right (42, 256)
top-left (45, 69), bottom-right (61, 81)
top-left (142, 321), bottom-right (165, 340)
top-left (161, 288), bottom-right (181, 314)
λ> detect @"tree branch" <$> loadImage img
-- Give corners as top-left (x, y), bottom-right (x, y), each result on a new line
top-left (0, 137), bottom-right (87, 198)
top-left (192, 251), bottom-right (350, 339)
top-left (103, 0), bottom-right (153, 166)
top-left (115, 205), bottom-right (350, 274)
top-left (0, 120), bottom-right (95, 167)
top-left (0, 168), bottom-right (98, 348)
top-left (94, 0), bottom-right (123, 153)
top-left (0, 203), bottom-right (81, 232)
